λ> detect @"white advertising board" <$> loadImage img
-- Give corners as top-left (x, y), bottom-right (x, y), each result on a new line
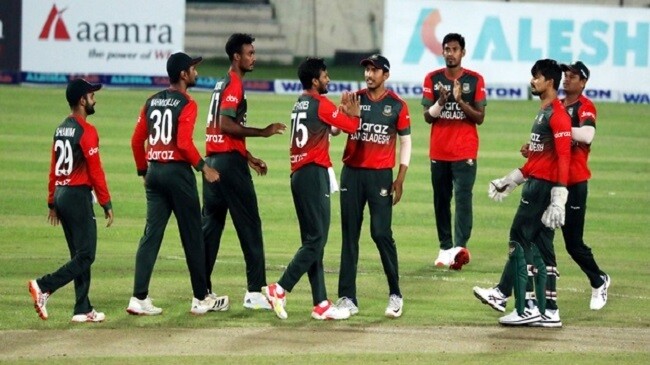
top-left (21, 0), bottom-right (185, 76)
top-left (384, 0), bottom-right (649, 100)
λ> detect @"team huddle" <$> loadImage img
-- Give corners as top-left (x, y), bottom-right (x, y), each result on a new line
top-left (28, 33), bottom-right (608, 326)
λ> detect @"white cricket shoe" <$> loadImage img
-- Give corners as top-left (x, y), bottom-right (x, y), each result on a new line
top-left (207, 292), bottom-right (230, 311)
top-left (335, 297), bottom-right (359, 316)
top-left (473, 286), bottom-right (508, 312)
top-left (434, 249), bottom-right (452, 267)
top-left (71, 309), bottom-right (105, 323)
top-left (499, 306), bottom-right (541, 326)
top-left (190, 296), bottom-right (218, 315)
top-left (126, 296), bottom-right (162, 315)
top-left (529, 309), bottom-right (562, 328)
top-left (336, 297), bottom-right (359, 316)
top-left (311, 300), bottom-right (350, 320)
top-left (590, 274), bottom-right (611, 310)
top-left (384, 294), bottom-right (403, 318)
top-left (28, 280), bottom-right (49, 320)
top-left (243, 291), bottom-right (270, 310)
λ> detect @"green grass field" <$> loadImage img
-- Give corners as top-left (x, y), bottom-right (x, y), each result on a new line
top-left (0, 84), bottom-right (649, 364)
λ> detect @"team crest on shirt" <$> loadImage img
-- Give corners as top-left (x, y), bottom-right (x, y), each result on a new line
top-left (567, 107), bottom-right (574, 115)
top-left (380, 188), bottom-right (389, 197)
top-left (382, 105), bottom-right (393, 116)
top-left (462, 83), bottom-right (470, 93)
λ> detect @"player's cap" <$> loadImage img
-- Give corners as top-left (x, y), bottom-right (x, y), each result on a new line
top-left (166, 52), bottom-right (203, 79)
top-left (360, 54), bottom-right (390, 72)
top-left (66, 78), bottom-right (102, 106)
top-left (560, 61), bottom-right (589, 80)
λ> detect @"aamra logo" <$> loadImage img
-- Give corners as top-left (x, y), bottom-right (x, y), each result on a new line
top-left (404, 8), bottom-right (443, 64)
top-left (39, 5), bottom-right (71, 41)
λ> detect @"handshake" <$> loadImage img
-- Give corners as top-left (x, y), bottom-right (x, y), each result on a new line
top-left (487, 169), bottom-right (568, 229)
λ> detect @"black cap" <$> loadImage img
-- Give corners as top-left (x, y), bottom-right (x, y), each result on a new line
top-left (561, 61), bottom-right (589, 80)
top-left (360, 54), bottom-right (390, 72)
top-left (166, 52), bottom-right (203, 79)
top-left (66, 78), bottom-right (102, 106)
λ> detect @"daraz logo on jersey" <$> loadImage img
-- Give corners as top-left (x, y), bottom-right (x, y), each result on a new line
top-left (37, 3), bottom-right (173, 44)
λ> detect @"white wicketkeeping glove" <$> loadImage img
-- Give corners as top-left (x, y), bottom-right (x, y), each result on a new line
top-left (488, 169), bottom-right (525, 202)
top-left (541, 186), bottom-right (569, 229)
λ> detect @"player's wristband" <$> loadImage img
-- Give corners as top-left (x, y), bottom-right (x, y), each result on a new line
top-left (428, 103), bottom-right (443, 117)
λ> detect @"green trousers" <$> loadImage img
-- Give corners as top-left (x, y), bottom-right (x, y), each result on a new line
top-left (338, 166), bottom-right (400, 304)
top-left (500, 178), bottom-right (557, 314)
top-left (430, 159), bottom-right (477, 249)
top-left (278, 164), bottom-right (330, 305)
top-left (37, 186), bottom-right (97, 315)
top-left (133, 162), bottom-right (207, 300)
top-left (202, 152), bottom-right (266, 293)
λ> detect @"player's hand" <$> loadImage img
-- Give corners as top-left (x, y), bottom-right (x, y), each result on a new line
top-left (452, 80), bottom-right (462, 101)
top-left (340, 91), bottom-right (361, 117)
top-left (488, 169), bottom-right (525, 202)
top-left (520, 143), bottom-right (530, 158)
top-left (202, 165), bottom-right (221, 183)
top-left (541, 187), bottom-right (568, 229)
top-left (48, 208), bottom-right (59, 226)
top-left (263, 123), bottom-right (287, 137)
top-left (391, 179), bottom-right (404, 205)
top-left (248, 156), bottom-right (268, 176)
top-left (437, 81), bottom-right (449, 104)
top-left (105, 209), bottom-right (114, 228)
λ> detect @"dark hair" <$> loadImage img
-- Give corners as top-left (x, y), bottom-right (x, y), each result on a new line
top-left (531, 59), bottom-right (562, 91)
top-left (298, 57), bottom-right (327, 90)
top-left (225, 33), bottom-right (255, 61)
top-left (442, 33), bottom-right (465, 50)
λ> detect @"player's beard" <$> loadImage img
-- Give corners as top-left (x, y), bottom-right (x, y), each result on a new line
top-left (187, 79), bottom-right (197, 88)
top-left (85, 101), bottom-right (96, 115)
top-left (317, 81), bottom-right (328, 95)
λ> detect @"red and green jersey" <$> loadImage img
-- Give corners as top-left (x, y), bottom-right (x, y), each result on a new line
top-left (131, 88), bottom-right (203, 175)
top-left (521, 98), bottom-right (572, 186)
top-left (421, 68), bottom-right (487, 161)
top-left (563, 94), bottom-right (596, 185)
top-left (342, 89), bottom-right (411, 169)
top-left (289, 91), bottom-right (360, 173)
top-left (205, 70), bottom-right (247, 157)
top-left (48, 114), bottom-right (111, 208)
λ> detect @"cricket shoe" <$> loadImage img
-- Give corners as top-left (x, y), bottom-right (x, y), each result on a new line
top-left (71, 309), bottom-right (105, 323)
top-left (590, 274), bottom-right (611, 310)
top-left (243, 291), bottom-right (271, 310)
top-left (449, 247), bottom-right (471, 270)
top-left (311, 300), bottom-right (350, 320)
top-left (126, 296), bottom-right (162, 315)
top-left (190, 296), bottom-right (219, 315)
top-left (207, 292), bottom-right (230, 311)
top-left (335, 297), bottom-right (359, 316)
top-left (434, 249), bottom-right (453, 267)
top-left (384, 294), bottom-right (403, 318)
top-left (529, 309), bottom-right (562, 328)
top-left (473, 286), bottom-right (508, 312)
top-left (28, 280), bottom-right (49, 320)
top-left (499, 306), bottom-right (541, 326)
top-left (264, 283), bottom-right (287, 319)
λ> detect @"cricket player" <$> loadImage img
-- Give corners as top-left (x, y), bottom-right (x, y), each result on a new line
top-left (202, 33), bottom-right (286, 309)
top-left (128, 52), bottom-right (224, 316)
top-left (265, 57), bottom-right (361, 320)
top-left (29, 78), bottom-right (113, 323)
top-left (335, 54), bottom-right (411, 318)
top-left (421, 33), bottom-right (487, 270)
